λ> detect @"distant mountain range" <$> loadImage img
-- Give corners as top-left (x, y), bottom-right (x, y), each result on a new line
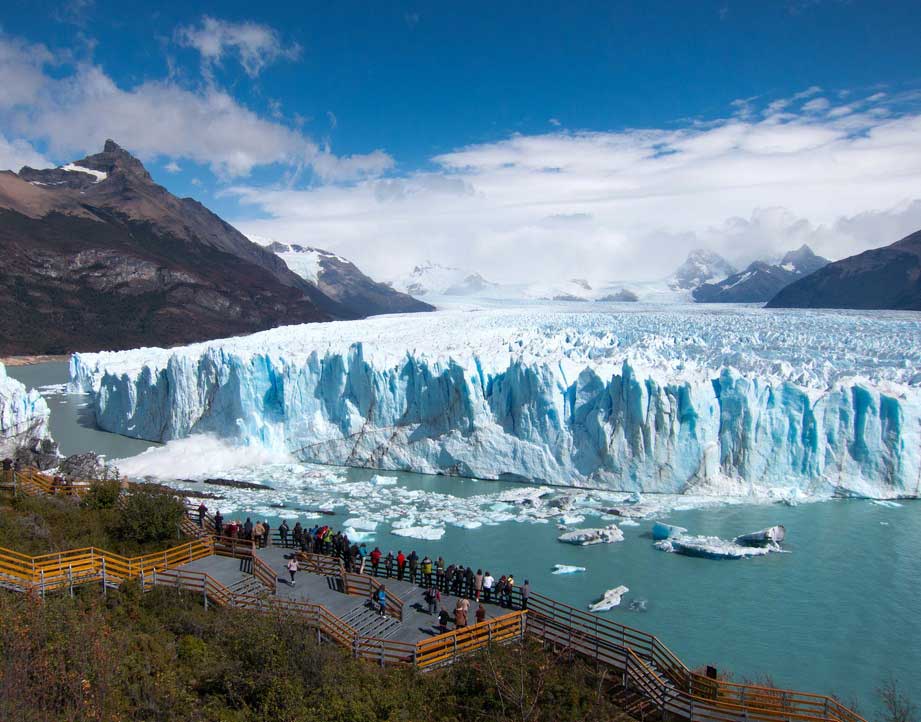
top-left (767, 229), bottom-right (921, 310)
top-left (692, 245), bottom-right (830, 303)
top-left (0, 140), bottom-right (429, 355)
top-left (669, 249), bottom-right (737, 291)
top-left (263, 242), bottom-right (431, 316)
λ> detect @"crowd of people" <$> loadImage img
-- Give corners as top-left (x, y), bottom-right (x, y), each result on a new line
top-left (196, 504), bottom-right (532, 631)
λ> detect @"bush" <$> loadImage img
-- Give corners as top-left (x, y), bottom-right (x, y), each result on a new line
top-left (80, 478), bottom-right (122, 509)
top-left (112, 487), bottom-right (185, 545)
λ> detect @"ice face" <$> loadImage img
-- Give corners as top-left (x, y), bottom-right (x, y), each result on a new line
top-left (0, 362), bottom-right (53, 460)
top-left (73, 305), bottom-right (921, 498)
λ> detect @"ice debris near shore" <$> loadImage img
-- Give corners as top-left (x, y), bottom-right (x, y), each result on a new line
top-left (558, 525), bottom-right (624, 546)
top-left (74, 305), bottom-right (921, 497)
top-left (589, 585), bottom-right (629, 611)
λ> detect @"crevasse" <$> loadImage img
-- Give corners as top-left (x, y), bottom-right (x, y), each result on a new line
top-left (69, 308), bottom-right (921, 498)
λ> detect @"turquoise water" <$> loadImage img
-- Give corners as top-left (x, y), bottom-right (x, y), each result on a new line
top-left (8, 362), bottom-right (920, 714)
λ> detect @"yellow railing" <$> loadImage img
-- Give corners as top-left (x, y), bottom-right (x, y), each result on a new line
top-left (415, 610), bottom-right (527, 669)
top-left (0, 538), bottom-right (213, 593)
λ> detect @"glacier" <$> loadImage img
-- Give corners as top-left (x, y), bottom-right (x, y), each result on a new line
top-left (70, 305), bottom-right (921, 498)
top-left (0, 362), bottom-right (54, 461)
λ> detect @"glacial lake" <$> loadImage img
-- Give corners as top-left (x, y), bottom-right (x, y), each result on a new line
top-left (10, 360), bottom-right (920, 715)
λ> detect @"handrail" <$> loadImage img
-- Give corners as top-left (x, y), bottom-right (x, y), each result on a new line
top-left (252, 554), bottom-right (277, 591)
top-left (414, 611), bottom-right (527, 669)
top-left (342, 570), bottom-right (405, 621)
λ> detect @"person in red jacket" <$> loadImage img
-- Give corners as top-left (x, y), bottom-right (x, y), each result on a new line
top-left (396, 550), bottom-right (406, 581)
top-left (370, 547), bottom-right (382, 577)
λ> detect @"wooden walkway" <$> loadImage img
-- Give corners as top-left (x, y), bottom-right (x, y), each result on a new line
top-left (0, 467), bottom-right (867, 722)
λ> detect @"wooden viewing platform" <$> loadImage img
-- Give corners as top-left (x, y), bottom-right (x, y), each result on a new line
top-left (0, 467), bottom-right (866, 722)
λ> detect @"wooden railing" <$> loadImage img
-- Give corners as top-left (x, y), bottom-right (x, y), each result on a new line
top-left (526, 592), bottom-right (862, 722)
top-left (415, 610), bottom-right (527, 669)
top-left (2, 467), bottom-right (92, 497)
top-left (342, 570), bottom-right (405, 622)
top-left (0, 538), bottom-right (213, 594)
top-left (295, 550), bottom-right (343, 577)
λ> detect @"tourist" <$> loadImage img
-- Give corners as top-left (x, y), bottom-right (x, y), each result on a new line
top-left (323, 526), bottom-right (333, 553)
top-left (262, 521), bottom-right (271, 548)
top-left (358, 543), bottom-right (368, 574)
top-left (396, 550), bottom-right (406, 581)
top-left (279, 520), bottom-right (289, 547)
top-left (286, 557), bottom-right (298, 586)
top-left (377, 585), bottom-right (387, 617)
top-left (464, 566), bottom-right (474, 598)
top-left (243, 518), bottom-right (253, 541)
top-left (385, 551), bottom-right (394, 578)
top-left (435, 556), bottom-right (446, 591)
top-left (421, 555), bottom-right (433, 587)
top-left (454, 597), bottom-right (469, 628)
top-left (474, 569), bottom-right (484, 602)
top-left (445, 563), bottom-right (456, 593)
top-left (348, 543), bottom-right (359, 573)
top-left (253, 521), bottom-right (264, 548)
top-left (293, 522), bottom-right (303, 549)
top-left (520, 579), bottom-right (530, 610)
top-left (476, 603), bottom-right (486, 624)
top-left (425, 584), bottom-right (441, 614)
top-left (438, 608), bottom-right (451, 633)
top-left (214, 511), bottom-right (223, 537)
top-left (370, 547), bottom-right (382, 577)
top-left (505, 574), bottom-right (515, 608)
top-left (197, 502), bottom-right (208, 528)
top-left (495, 575), bottom-right (507, 607)
top-left (451, 565), bottom-right (463, 595)
top-left (408, 550), bottom-right (419, 584)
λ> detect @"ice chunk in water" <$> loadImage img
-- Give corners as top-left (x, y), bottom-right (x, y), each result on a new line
top-left (558, 525), bottom-right (624, 546)
top-left (390, 525), bottom-right (446, 541)
top-left (552, 564), bottom-right (586, 575)
top-left (589, 585), bottom-right (629, 612)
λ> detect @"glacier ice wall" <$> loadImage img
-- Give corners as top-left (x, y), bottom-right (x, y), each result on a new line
top-left (0, 362), bottom-right (53, 460)
top-left (70, 308), bottom-right (921, 497)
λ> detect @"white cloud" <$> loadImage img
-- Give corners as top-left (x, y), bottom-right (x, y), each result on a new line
top-left (175, 16), bottom-right (301, 79)
top-left (0, 133), bottom-right (50, 170)
top-left (164, 160), bottom-right (181, 173)
top-left (0, 34), bottom-right (390, 181)
top-left (229, 92), bottom-right (921, 284)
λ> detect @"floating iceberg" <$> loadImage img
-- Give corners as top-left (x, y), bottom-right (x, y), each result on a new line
top-left (558, 525), bottom-right (624, 546)
top-left (655, 536), bottom-right (782, 560)
top-left (733, 525), bottom-right (786, 547)
top-left (370, 475), bottom-right (398, 486)
top-left (390, 525), bottom-right (446, 541)
top-left (71, 306), bottom-right (921, 499)
top-left (589, 585), bottom-right (629, 611)
top-left (552, 564), bottom-right (587, 574)
top-left (652, 522), bottom-right (688, 540)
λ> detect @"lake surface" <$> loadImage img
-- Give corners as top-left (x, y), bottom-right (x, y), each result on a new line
top-left (9, 360), bottom-right (920, 714)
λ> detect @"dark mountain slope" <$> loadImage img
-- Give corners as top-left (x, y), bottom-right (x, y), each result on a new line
top-left (767, 231), bottom-right (921, 310)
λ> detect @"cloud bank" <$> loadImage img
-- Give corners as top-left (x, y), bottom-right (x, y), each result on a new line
top-left (233, 89), bottom-right (921, 282)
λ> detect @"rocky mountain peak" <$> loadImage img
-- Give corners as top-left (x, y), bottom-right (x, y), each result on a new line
top-left (78, 139), bottom-right (152, 182)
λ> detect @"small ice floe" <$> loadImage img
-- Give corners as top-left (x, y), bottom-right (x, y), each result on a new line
top-left (370, 475), bottom-right (398, 486)
top-left (558, 513), bottom-right (586, 526)
top-left (552, 564), bottom-right (586, 575)
top-left (628, 599), bottom-right (648, 612)
top-left (652, 522), bottom-right (687, 541)
top-left (390, 525), bottom-right (446, 541)
top-left (655, 536), bottom-right (781, 560)
top-left (344, 517), bottom-right (378, 531)
top-left (558, 525), bottom-right (624, 546)
top-left (733, 525), bottom-right (786, 547)
top-left (343, 527), bottom-right (376, 542)
top-left (870, 500), bottom-right (903, 508)
top-left (588, 585), bottom-right (629, 612)
top-left (880, 521), bottom-right (890, 526)
top-left (619, 518), bottom-right (640, 527)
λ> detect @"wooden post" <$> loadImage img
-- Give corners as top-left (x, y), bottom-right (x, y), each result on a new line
top-left (40, 569), bottom-right (45, 599)
top-left (68, 565), bottom-right (73, 598)
top-left (101, 557), bottom-right (107, 596)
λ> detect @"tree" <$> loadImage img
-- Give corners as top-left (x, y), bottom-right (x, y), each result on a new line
top-left (878, 676), bottom-right (918, 722)
top-left (112, 487), bottom-right (185, 544)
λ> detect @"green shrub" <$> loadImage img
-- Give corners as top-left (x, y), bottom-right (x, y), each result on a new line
top-left (112, 487), bottom-right (185, 545)
top-left (81, 478), bottom-right (122, 509)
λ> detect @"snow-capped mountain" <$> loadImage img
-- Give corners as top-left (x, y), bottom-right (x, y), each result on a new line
top-left (669, 249), bottom-right (736, 291)
top-left (262, 241), bottom-right (432, 316)
top-left (390, 261), bottom-right (498, 297)
top-left (768, 230), bottom-right (921, 310)
top-left (0, 140), bottom-right (346, 354)
top-left (693, 245), bottom-right (830, 303)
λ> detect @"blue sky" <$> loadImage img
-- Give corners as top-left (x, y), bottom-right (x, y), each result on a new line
top-left (2, 0), bottom-right (921, 281)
